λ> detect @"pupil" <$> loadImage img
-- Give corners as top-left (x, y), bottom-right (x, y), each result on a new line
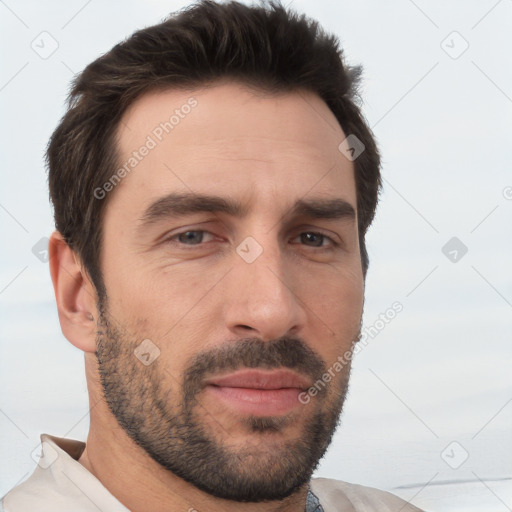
top-left (303, 233), bottom-right (322, 247)
top-left (180, 231), bottom-right (202, 244)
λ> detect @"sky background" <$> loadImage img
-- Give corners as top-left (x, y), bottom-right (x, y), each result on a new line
top-left (1, 1), bottom-right (511, 511)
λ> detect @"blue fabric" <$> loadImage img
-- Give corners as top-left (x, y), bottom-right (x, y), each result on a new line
top-left (306, 488), bottom-right (324, 512)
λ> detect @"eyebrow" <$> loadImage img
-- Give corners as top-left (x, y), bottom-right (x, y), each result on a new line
top-left (138, 192), bottom-right (355, 229)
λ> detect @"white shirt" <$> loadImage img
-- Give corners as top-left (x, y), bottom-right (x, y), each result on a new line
top-left (1, 434), bottom-right (424, 511)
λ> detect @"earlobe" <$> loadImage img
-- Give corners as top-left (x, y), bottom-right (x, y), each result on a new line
top-left (49, 231), bottom-right (98, 353)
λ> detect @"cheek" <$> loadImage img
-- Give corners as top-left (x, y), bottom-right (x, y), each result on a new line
top-left (102, 269), bottom-right (226, 376)
top-left (301, 266), bottom-right (363, 360)
top-left (307, 264), bottom-right (363, 319)
top-left (103, 256), bottom-right (215, 326)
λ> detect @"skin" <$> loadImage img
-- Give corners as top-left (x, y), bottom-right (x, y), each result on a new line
top-left (49, 81), bottom-right (364, 512)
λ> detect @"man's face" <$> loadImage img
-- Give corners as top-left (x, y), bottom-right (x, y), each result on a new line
top-left (96, 82), bottom-right (364, 501)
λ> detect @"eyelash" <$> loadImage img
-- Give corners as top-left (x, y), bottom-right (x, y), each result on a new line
top-left (166, 230), bottom-right (338, 249)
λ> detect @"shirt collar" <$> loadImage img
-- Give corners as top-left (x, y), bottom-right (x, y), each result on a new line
top-left (28, 434), bottom-right (324, 512)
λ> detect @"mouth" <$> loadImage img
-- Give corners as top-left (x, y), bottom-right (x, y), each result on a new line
top-left (203, 369), bottom-right (312, 416)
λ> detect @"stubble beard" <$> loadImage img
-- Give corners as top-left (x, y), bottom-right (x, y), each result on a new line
top-left (95, 302), bottom-right (356, 502)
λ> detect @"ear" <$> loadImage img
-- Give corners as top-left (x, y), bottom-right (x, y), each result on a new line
top-left (49, 231), bottom-right (98, 353)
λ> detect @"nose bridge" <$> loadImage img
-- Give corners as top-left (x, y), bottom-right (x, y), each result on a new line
top-left (226, 231), bottom-right (305, 340)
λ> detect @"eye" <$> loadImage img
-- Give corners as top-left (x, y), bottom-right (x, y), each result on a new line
top-left (165, 229), bottom-right (337, 249)
top-left (292, 232), bottom-right (337, 248)
top-left (170, 230), bottom-right (215, 245)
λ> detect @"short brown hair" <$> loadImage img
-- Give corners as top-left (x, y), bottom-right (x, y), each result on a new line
top-left (48, 0), bottom-right (381, 296)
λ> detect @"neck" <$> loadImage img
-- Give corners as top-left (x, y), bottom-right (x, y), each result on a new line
top-left (79, 354), bottom-right (309, 512)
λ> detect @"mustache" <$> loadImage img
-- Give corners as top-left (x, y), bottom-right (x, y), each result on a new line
top-left (182, 337), bottom-right (327, 402)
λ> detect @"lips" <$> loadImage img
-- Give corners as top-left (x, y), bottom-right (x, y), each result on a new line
top-left (205, 369), bottom-right (312, 391)
top-left (203, 369), bottom-right (312, 416)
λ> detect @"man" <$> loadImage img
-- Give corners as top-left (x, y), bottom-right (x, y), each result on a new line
top-left (1, 1), bottom-right (424, 510)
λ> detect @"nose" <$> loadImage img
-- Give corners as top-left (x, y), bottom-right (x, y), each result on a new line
top-left (223, 237), bottom-right (307, 342)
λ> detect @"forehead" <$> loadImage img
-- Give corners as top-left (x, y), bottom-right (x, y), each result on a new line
top-left (109, 81), bottom-right (355, 216)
